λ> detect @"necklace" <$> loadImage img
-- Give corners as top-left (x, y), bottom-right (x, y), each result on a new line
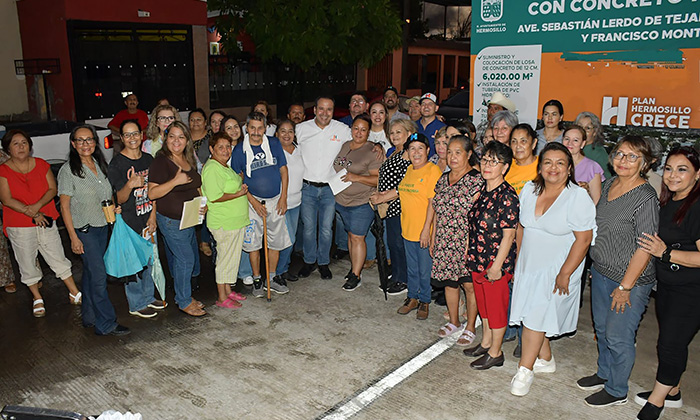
top-left (10, 158), bottom-right (32, 174)
top-left (9, 158), bottom-right (33, 182)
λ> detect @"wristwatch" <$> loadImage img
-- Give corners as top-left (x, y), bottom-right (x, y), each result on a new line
top-left (661, 246), bottom-right (672, 263)
top-left (618, 284), bottom-right (633, 292)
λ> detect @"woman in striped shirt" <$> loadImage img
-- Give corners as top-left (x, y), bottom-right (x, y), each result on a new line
top-left (577, 136), bottom-right (659, 408)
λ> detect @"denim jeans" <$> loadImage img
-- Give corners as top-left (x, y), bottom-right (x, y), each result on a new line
top-left (238, 251), bottom-right (253, 279)
top-left (335, 212), bottom-right (348, 251)
top-left (157, 213), bottom-right (197, 310)
top-left (504, 280), bottom-right (522, 344)
top-left (277, 205), bottom-right (300, 275)
top-left (125, 236), bottom-right (156, 313)
top-left (301, 183), bottom-right (336, 265)
top-left (591, 266), bottom-right (653, 398)
top-left (336, 210), bottom-right (378, 259)
top-left (404, 239), bottom-right (432, 303)
top-left (77, 226), bottom-right (118, 335)
top-left (386, 216), bottom-right (406, 284)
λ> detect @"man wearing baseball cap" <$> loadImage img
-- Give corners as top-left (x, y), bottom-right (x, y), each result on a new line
top-left (416, 93), bottom-right (445, 157)
top-left (476, 92), bottom-right (516, 145)
top-left (383, 86), bottom-right (410, 123)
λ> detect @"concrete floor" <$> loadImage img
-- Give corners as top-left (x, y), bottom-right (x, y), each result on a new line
top-left (0, 233), bottom-right (698, 420)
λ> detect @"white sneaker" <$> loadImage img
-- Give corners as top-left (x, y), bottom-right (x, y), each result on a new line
top-left (242, 276), bottom-right (254, 286)
top-left (511, 366), bottom-right (534, 396)
top-left (533, 355), bottom-right (556, 373)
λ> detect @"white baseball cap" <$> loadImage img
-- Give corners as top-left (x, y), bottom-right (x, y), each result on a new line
top-left (419, 93), bottom-right (437, 104)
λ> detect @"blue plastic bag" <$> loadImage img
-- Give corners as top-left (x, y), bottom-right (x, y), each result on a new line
top-left (104, 214), bottom-right (153, 279)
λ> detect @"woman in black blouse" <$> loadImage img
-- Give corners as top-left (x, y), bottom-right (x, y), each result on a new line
top-left (634, 146), bottom-right (700, 420)
top-left (462, 141), bottom-right (519, 370)
top-left (370, 119), bottom-right (416, 295)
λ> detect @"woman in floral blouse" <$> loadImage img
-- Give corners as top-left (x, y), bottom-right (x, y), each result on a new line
top-left (463, 141), bottom-right (519, 370)
top-left (430, 135), bottom-right (484, 346)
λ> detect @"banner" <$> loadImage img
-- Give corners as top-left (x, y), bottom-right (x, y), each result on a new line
top-left (471, 0), bottom-right (699, 130)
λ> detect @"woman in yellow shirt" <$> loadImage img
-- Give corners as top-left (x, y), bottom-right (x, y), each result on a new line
top-left (396, 133), bottom-right (443, 320)
top-left (506, 123), bottom-right (539, 195)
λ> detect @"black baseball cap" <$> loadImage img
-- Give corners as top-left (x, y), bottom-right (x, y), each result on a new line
top-left (384, 86), bottom-right (398, 95)
top-left (405, 133), bottom-right (430, 149)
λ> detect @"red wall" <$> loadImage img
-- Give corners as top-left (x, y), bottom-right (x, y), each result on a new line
top-left (16, 0), bottom-right (73, 120)
top-left (64, 0), bottom-right (207, 25)
top-left (16, 0), bottom-right (207, 121)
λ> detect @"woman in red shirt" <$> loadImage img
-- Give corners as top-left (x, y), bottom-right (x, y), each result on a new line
top-left (0, 130), bottom-right (81, 317)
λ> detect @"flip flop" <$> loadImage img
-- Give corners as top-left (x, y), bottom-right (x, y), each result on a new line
top-left (438, 322), bottom-right (461, 338)
top-left (180, 300), bottom-right (206, 317)
top-left (32, 299), bottom-right (46, 318)
top-left (456, 330), bottom-right (476, 347)
top-left (4, 283), bottom-right (17, 293)
top-left (227, 291), bottom-right (247, 301)
top-left (215, 298), bottom-right (242, 309)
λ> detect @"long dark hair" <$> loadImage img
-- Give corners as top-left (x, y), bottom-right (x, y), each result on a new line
top-left (157, 121), bottom-right (198, 169)
top-left (532, 142), bottom-right (576, 195)
top-left (68, 125), bottom-right (108, 178)
top-left (369, 101), bottom-right (390, 138)
top-left (660, 146), bottom-right (700, 225)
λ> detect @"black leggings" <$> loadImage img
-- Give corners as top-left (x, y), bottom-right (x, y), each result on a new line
top-left (655, 280), bottom-right (700, 386)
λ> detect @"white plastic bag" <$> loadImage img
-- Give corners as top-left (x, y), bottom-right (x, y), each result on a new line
top-left (89, 410), bottom-right (143, 420)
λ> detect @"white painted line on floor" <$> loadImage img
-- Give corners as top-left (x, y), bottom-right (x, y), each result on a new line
top-left (319, 326), bottom-right (465, 420)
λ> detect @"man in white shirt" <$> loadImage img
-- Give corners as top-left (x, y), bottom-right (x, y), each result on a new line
top-left (296, 97), bottom-right (352, 279)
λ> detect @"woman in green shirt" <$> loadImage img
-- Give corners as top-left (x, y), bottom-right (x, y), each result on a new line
top-left (201, 132), bottom-right (250, 308)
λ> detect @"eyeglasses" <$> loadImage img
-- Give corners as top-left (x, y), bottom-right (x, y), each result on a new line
top-left (122, 131), bottom-right (141, 140)
top-left (480, 157), bottom-right (504, 167)
top-left (612, 151), bottom-right (640, 163)
top-left (73, 137), bottom-right (96, 145)
top-left (350, 99), bottom-right (366, 105)
top-left (190, 118), bottom-right (205, 123)
top-left (157, 116), bottom-right (175, 122)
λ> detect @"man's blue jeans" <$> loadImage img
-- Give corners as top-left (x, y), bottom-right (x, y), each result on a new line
top-left (157, 213), bottom-right (197, 310)
top-left (277, 205), bottom-right (300, 275)
top-left (77, 226), bottom-right (118, 335)
top-left (404, 239), bottom-right (432, 303)
top-left (125, 236), bottom-right (156, 313)
top-left (591, 266), bottom-right (653, 398)
top-left (301, 183), bottom-right (335, 266)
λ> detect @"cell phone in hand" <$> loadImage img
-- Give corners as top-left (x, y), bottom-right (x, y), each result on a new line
top-left (31, 216), bottom-right (54, 228)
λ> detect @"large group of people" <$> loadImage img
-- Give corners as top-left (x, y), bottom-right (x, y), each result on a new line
top-left (0, 89), bottom-right (697, 420)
